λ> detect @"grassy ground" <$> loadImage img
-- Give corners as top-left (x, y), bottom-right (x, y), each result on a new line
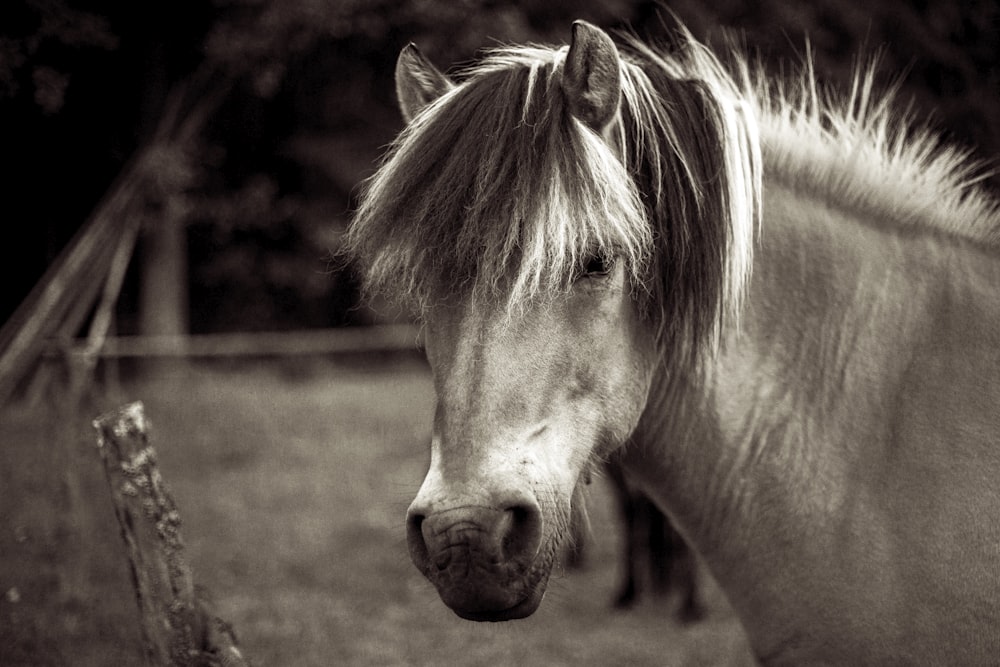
top-left (0, 356), bottom-right (754, 666)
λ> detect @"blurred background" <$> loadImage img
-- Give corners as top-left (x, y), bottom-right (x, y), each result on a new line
top-left (1, 1), bottom-right (998, 665)
top-left (2, 0), bottom-right (998, 340)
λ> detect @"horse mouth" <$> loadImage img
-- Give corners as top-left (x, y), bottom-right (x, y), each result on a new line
top-left (449, 587), bottom-right (545, 622)
top-left (432, 558), bottom-right (551, 622)
top-left (409, 500), bottom-right (554, 622)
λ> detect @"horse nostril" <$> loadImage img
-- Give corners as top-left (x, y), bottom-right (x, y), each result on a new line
top-left (407, 499), bottom-right (543, 574)
top-left (406, 511), bottom-right (431, 571)
top-left (500, 503), bottom-right (541, 561)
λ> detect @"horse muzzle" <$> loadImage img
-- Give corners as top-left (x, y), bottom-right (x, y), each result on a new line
top-left (406, 502), bottom-right (548, 621)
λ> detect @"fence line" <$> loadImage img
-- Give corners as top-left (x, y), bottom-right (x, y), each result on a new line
top-left (60, 324), bottom-right (423, 359)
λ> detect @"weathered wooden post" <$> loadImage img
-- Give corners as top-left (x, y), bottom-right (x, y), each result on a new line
top-left (93, 401), bottom-right (249, 667)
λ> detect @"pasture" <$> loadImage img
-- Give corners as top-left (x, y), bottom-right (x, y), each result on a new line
top-left (0, 357), bottom-right (753, 666)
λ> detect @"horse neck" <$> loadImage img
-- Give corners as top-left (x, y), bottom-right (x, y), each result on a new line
top-left (622, 180), bottom-right (1000, 653)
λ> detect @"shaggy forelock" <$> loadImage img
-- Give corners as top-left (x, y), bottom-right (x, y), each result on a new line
top-left (347, 46), bottom-right (651, 316)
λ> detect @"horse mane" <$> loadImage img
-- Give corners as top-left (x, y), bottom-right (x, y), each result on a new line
top-left (346, 20), bottom-right (1000, 363)
top-left (752, 55), bottom-right (1000, 247)
top-left (615, 32), bottom-right (760, 365)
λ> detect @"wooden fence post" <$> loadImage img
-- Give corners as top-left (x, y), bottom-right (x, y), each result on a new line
top-left (93, 401), bottom-right (249, 667)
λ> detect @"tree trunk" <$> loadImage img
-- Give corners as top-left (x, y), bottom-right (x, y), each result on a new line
top-left (137, 34), bottom-right (189, 353)
top-left (139, 210), bottom-right (189, 347)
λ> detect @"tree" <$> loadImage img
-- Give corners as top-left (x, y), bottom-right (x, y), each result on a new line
top-left (4, 0), bottom-right (997, 340)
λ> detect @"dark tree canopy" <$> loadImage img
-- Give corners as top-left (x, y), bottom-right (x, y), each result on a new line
top-left (3, 0), bottom-right (997, 332)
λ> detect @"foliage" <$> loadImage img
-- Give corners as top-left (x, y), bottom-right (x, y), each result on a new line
top-left (0, 0), bottom-right (118, 113)
top-left (2, 0), bottom-right (998, 333)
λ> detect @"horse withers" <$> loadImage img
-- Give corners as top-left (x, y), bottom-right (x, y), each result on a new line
top-left (346, 17), bottom-right (1000, 666)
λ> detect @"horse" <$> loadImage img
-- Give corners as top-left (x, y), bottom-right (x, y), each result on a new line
top-left (563, 458), bottom-right (702, 618)
top-left (345, 17), bottom-right (1000, 666)
top-left (604, 457), bottom-right (702, 618)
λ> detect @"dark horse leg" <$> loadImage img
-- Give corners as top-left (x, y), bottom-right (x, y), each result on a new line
top-left (606, 459), bottom-right (704, 621)
top-left (666, 522), bottom-right (704, 622)
top-left (607, 460), bottom-right (641, 608)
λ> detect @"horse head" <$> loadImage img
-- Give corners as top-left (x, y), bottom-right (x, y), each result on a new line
top-left (351, 15), bottom-right (756, 621)
top-left (396, 22), bottom-right (658, 621)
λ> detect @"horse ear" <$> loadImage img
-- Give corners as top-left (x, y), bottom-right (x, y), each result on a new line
top-left (561, 20), bottom-right (622, 132)
top-left (395, 43), bottom-right (454, 123)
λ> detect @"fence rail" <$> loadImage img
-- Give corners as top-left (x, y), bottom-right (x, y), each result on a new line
top-left (49, 325), bottom-right (424, 359)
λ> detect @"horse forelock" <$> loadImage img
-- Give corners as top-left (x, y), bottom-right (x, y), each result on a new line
top-left (348, 32), bottom-right (761, 374)
top-left (347, 46), bottom-right (652, 318)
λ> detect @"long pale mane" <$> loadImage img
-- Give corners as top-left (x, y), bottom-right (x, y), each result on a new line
top-left (615, 30), bottom-right (760, 365)
top-left (753, 55), bottom-right (1000, 246)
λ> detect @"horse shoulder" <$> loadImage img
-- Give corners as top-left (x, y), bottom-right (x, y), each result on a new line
top-left (687, 203), bottom-right (1000, 663)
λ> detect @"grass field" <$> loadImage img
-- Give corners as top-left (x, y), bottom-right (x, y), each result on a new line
top-left (1, 356), bottom-right (754, 666)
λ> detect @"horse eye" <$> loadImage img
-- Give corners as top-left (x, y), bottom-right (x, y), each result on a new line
top-left (580, 254), bottom-right (615, 278)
